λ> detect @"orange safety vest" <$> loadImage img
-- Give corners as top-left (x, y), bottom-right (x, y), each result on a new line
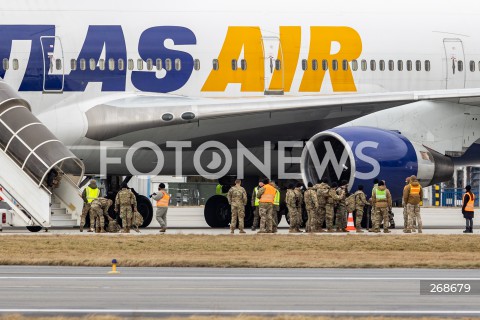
top-left (464, 192), bottom-right (475, 212)
top-left (259, 184), bottom-right (276, 203)
top-left (409, 184), bottom-right (421, 195)
top-left (156, 191), bottom-right (170, 207)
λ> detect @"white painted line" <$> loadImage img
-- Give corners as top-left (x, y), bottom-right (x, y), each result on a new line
top-left (0, 309), bottom-right (479, 315)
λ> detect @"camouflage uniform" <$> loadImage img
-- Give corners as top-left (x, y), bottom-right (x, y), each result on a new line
top-left (257, 185), bottom-right (274, 233)
top-left (286, 189), bottom-right (300, 232)
top-left (107, 220), bottom-right (121, 233)
top-left (315, 183), bottom-right (329, 231)
top-left (354, 190), bottom-right (369, 231)
top-left (369, 184), bottom-right (378, 231)
top-left (403, 178), bottom-right (423, 233)
top-left (89, 197), bottom-right (112, 233)
top-left (80, 181), bottom-right (101, 232)
top-left (227, 184), bottom-right (248, 233)
top-left (372, 185), bottom-right (392, 233)
top-left (115, 187), bottom-right (137, 233)
top-left (303, 187), bottom-right (318, 232)
top-left (294, 187), bottom-right (304, 230)
top-left (335, 187), bottom-right (348, 231)
top-left (326, 187), bottom-right (344, 232)
top-left (251, 187), bottom-right (260, 230)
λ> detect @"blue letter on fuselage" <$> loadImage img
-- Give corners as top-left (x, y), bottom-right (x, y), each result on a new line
top-left (64, 25), bottom-right (127, 91)
top-left (131, 26), bottom-right (196, 93)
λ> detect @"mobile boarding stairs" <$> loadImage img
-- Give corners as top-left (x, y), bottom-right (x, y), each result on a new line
top-left (0, 82), bottom-right (84, 231)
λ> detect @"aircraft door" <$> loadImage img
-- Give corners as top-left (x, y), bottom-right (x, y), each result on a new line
top-left (262, 37), bottom-right (284, 95)
top-left (443, 39), bottom-right (465, 89)
top-left (40, 36), bottom-right (64, 92)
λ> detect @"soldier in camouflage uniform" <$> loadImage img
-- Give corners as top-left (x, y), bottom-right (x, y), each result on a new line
top-left (256, 179), bottom-right (275, 233)
top-left (304, 182), bottom-right (318, 233)
top-left (80, 179), bottom-right (101, 232)
top-left (227, 179), bottom-right (248, 234)
top-left (314, 178), bottom-right (330, 232)
top-left (326, 182), bottom-right (344, 232)
top-left (353, 185), bottom-right (370, 232)
top-left (285, 184), bottom-right (300, 233)
top-left (335, 180), bottom-right (349, 232)
top-left (368, 178), bottom-right (379, 232)
top-left (89, 197), bottom-right (113, 233)
top-left (271, 180), bottom-right (280, 233)
top-left (114, 183), bottom-right (137, 233)
top-left (372, 180), bottom-right (393, 233)
top-left (251, 180), bottom-right (264, 231)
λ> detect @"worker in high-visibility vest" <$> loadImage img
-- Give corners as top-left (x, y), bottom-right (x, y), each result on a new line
top-left (250, 180), bottom-right (264, 231)
top-left (403, 175), bottom-right (423, 233)
top-left (152, 183), bottom-right (170, 233)
top-left (256, 179), bottom-right (276, 233)
top-left (272, 180), bottom-right (281, 233)
top-left (462, 185), bottom-right (475, 233)
top-left (80, 179), bottom-right (101, 232)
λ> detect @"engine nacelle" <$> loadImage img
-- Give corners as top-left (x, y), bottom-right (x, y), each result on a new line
top-left (301, 127), bottom-right (454, 200)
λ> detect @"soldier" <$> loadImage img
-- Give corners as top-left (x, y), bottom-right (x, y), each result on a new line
top-left (151, 183), bottom-right (170, 233)
top-left (353, 185), bottom-right (370, 233)
top-left (326, 182), bottom-right (344, 232)
top-left (403, 175), bottom-right (423, 233)
top-left (115, 183), bottom-right (137, 233)
top-left (251, 180), bottom-right (264, 231)
top-left (257, 178), bottom-right (276, 233)
top-left (304, 182), bottom-right (318, 233)
top-left (80, 179), bottom-right (101, 232)
top-left (402, 177), bottom-right (411, 232)
top-left (271, 180), bottom-right (280, 233)
top-left (368, 178), bottom-right (379, 232)
top-left (285, 184), bottom-right (300, 233)
top-left (371, 180), bottom-right (392, 233)
top-left (315, 178), bottom-right (330, 232)
top-left (227, 179), bottom-right (248, 234)
top-left (89, 197), bottom-right (113, 233)
top-left (336, 180), bottom-right (349, 232)
top-left (294, 183), bottom-right (304, 232)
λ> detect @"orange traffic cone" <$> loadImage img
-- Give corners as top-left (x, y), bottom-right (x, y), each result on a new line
top-left (346, 212), bottom-right (356, 231)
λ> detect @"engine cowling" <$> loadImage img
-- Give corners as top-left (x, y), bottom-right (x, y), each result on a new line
top-left (300, 127), bottom-right (454, 200)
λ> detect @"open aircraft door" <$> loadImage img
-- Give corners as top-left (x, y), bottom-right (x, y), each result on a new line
top-left (262, 37), bottom-right (284, 95)
top-left (443, 39), bottom-right (466, 89)
top-left (40, 36), bottom-right (65, 93)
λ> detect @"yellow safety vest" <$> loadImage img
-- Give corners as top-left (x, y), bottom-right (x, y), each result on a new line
top-left (274, 190), bottom-right (280, 206)
top-left (157, 191), bottom-right (170, 207)
top-left (253, 187), bottom-right (259, 206)
top-left (464, 192), bottom-right (475, 212)
top-left (86, 186), bottom-right (100, 203)
top-left (260, 184), bottom-right (276, 203)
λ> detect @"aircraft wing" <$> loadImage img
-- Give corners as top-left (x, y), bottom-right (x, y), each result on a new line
top-left (83, 88), bottom-right (480, 144)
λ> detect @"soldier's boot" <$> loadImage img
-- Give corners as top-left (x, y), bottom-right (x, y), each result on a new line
top-left (289, 228), bottom-right (295, 233)
top-left (317, 228), bottom-right (324, 233)
top-left (341, 228), bottom-right (349, 233)
top-left (418, 229), bottom-right (423, 233)
top-left (326, 228), bottom-right (334, 233)
top-left (383, 229), bottom-right (391, 233)
top-left (295, 228), bottom-right (303, 233)
top-left (99, 228), bottom-right (106, 233)
top-left (88, 228), bottom-right (94, 232)
top-left (373, 229), bottom-right (380, 233)
top-left (160, 227), bottom-right (166, 233)
top-left (134, 226), bottom-right (140, 233)
top-left (335, 228), bottom-right (342, 233)
top-left (239, 229), bottom-right (246, 234)
top-left (251, 226), bottom-right (256, 231)
top-left (368, 228), bottom-right (374, 232)
top-left (79, 225), bottom-right (83, 232)
top-left (404, 229), bottom-right (412, 233)
top-left (356, 228), bottom-right (364, 233)
top-left (230, 227), bottom-right (235, 234)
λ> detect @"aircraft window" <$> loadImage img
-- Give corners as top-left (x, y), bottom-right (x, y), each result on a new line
top-left (388, 60), bottom-right (394, 71)
top-left (322, 59), bottom-right (328, 71)
top-left (416, 60), bottom-right (421, 71)
top-left (162, 113), bottom-right (174, 121)
top-left (231, 59), bottom-right (238, 71)
top-left (397, 60), bottom-right (403, 71)
top-left (98, 59), bottom-right (105, 71)
top-left (425, 60), bottom-right (431, 72)
top-left (212, 59), bottom-right (219, 71)
top-left (312, 59), bottom-right (318, 71)
top-left (194, 59), bottom-right (201, 71)
top-left (240, 59), bottom-right (247, 71)
top-left (71, 59), bottom-right (77, 71)
top-left (89, 58), bottom-right (96, 71)
top-left (301, 59), bottom-right (308, 71)
top-left (165, 58), bottom-right (172, 71)
top-left (118, 59), bottom-right (125, 71)
top-left (128, 59), bottom-right (134, 71)
top-left (175, 58), bottom-right (182, 71)
top-left (458, 60), bottom-right (464, 72)
top-left (379, 60), bottom-right (385, 71)
top-left (275, 59), bottom-right (281, 71)
top-left (55, 59), bottom-right (61, 71)
top-left (137, 59), bottom-right (144, 71)
top-left (13, 59), bottom-right (19, 71)
top-left (361, 59), bottom-right (367, 71)
top-left (352, 60), bottom-right (358, 71)
top-left (470, 61), bottom-right (475, 72)
top-left (80, 58), bottom-right (86, 71)
top-left (370, 60), bottom-right (376, 71)
top-left (332, 60), bottom-right (338, 71)
top-left (2, 58), bottom-right (8, 71)
top-left (406, 60), bottom-right (412, 71)
top-left (146, 58), bottom-right (153, 71)
top-left (156, 58), bottom-right (163, 70)
top-left (108, 58), bottom-right (115, 71)
top-left (342, 59), bottom-right (349, 71)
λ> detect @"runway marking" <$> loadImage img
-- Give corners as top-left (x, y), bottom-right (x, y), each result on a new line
top-left (0, 309), bottom-right (480, 315)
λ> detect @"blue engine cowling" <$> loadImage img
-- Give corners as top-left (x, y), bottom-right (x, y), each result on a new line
top-left (301, 127), bottom-right (454, 200)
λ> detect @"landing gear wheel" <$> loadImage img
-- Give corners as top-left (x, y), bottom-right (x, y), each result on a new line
top-left (204, 195), bottom-right (230, 228)
top-left (26, 226), bottom-right (42, 232)
top-left (136, 195), bottom-right (153, 228)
